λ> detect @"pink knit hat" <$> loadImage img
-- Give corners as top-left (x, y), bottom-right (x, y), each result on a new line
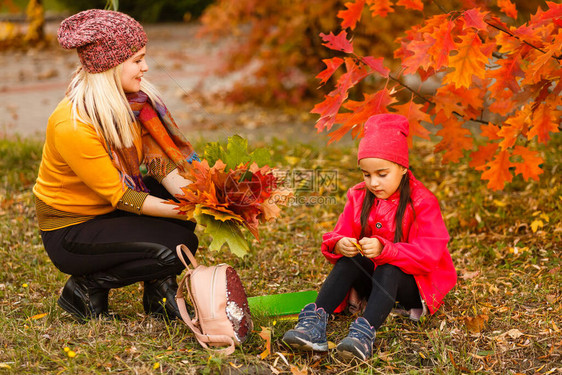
top-left (57, 9), bottom-right (147, 74)
top-left (357, 114), bottom-right (410, 168)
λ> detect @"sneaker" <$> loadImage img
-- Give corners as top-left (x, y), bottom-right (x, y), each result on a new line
top-left (336, 317), bottom-right (376, 361)
top-left (282, 303), bottom-right (328, 351)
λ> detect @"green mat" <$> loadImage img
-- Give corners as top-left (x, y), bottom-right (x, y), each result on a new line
top-left (248, 290), bottom-right (318, 317)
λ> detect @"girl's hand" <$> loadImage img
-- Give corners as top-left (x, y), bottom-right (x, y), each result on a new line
top-left (358, 237), bottom-right (383, 258)
top-left (334, 237), bottom-right (361, 257)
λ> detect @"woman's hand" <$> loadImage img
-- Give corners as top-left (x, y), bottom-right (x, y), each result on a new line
top-left (358, 237), bottom-right (383, 258)
top-left (334, 237), bottom-right (361, 257)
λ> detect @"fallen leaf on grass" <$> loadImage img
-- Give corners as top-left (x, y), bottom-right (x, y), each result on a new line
top-left (503, 329), bottom-right (523, 339)
top-left (290, 364), bottom-right (308, 375)
top-left (30, 313), bottom-right (47, 320)
top-left (463, 314), bottom-right (489, 333)
top-left (258, 326), bottom-right (272, 359)
top-left (459, 269), bottom-right (480, 280)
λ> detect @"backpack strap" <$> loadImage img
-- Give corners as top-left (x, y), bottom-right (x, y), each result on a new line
top-left (175, 244), bottom-right (236, 356)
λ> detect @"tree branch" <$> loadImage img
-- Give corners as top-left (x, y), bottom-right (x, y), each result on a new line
top-left (485, 20), bottom-right (561, 63)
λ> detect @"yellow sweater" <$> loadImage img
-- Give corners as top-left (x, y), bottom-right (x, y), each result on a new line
top-left (33, 98), bottom-right (173, 231)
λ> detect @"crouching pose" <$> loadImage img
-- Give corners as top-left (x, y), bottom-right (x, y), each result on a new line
top-left (33, 9), bottom-right (200, 322)
top-left (283, 114), bottom-right (457, 360)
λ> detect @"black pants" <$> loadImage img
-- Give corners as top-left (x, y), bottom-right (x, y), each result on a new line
top-left (316, 256), bottom-right (422, 329)
top-left (40, 177), bottom-right (198, 287)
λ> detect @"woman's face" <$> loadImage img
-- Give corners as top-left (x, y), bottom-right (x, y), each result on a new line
top-left (359, 158), bottom-right (407, 199)
top-left (120, 46), bottom-right (148, 93)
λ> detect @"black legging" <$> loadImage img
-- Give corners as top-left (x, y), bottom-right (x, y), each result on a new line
top-left (316, 256), bottom-right (422, 329)
top-left (40, 177), bottom-right (198, 286)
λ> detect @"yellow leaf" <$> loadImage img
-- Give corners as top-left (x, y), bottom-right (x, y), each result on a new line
top-left (229, 362), bottom-right (243, 369)
top-left (539, 213), bottom-right (549, 222)
top-left (530, 220), bottom-right (543, 233)
top-left (492, 199), bottom-right (506, 207)
top-left (30, 313), bottom-right (47, 320)
top-left (153, 362), bottom-right (160, 370)
top-left (258, 327), bottom-right (271, 359)
top-left (328, 341), bottom-right (337, 349)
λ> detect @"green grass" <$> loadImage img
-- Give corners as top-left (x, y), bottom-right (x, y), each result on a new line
top-left (0, 133), bottom-right (560, 374)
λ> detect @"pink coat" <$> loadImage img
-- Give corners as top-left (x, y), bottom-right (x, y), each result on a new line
top-left (321, 171), bottom-right (457, 314)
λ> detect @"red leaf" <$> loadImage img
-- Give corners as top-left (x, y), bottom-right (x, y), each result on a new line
top-left (338, 0), bottom-right (366, 30)
top-left (319, 30), bottom-right (354, 53)
top-left (487, 54), bottom-right (524, 95)
top-left (463, 8), bottom-right (489, 30)
top-left (402, 36), bottom-right (435, 75)
top-left (481, 149), bottom-right (515, 190)
top-left (396, 0), bottom-right (423, 11)
top-left (316, 57), bottom-right (344, 85)
top-left (361, 56), bottom-right (390, 77)
top-left (497, 0), bottom-right (517, 19)
top-left (311, 93), bottom-right (347, 132)
top-left (366, 0), bottom-right (394, 18)
top-left (512, 145), bottom-right (544, 181)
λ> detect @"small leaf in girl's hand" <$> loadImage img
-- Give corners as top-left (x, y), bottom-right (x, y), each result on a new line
top-left (352, 241), bottom-right (364, 255)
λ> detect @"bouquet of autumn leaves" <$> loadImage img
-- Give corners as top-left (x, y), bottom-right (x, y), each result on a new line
top-left (169, 135), bottom-right (291, 257)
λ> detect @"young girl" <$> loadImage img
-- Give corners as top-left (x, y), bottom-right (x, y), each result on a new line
top-left (33, 9), bottom-right (200, 322)
top-left (283, 114), bottom-right (457, 360)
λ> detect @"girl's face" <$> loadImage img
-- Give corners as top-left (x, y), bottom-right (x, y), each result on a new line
top-left (359, 158), bottom-right (407, 199)
top-left (120, 46), bottom-right (148, 93)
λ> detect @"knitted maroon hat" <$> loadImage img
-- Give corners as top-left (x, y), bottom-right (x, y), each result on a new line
top-left (357, 114), bottom-right (410, 168)
top-left (57, 9), bottom-right (147, 74)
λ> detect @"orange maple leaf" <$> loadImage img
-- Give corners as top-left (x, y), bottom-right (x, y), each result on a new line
top-left (433, 116), bottom-right (473, 163)
top-left (512, 145), bottom-right (544, 181)
top-left (427, 20), bottom-right (456, 70)
top-left (469, 142), bottom-right (499, 171)
top-left (329, 88), bottom-right (395, 143)
top-left (528, 103), bottom-right (559, 144)
top-left (396, 0), bottom-right (423, 11)
top-left (498, 108), bottom-right (530, 149)
top-left (443, 33), bottom-right (490, 89)
top-left (497, 0), bottom-right (517, 19)
top-left (480, 122), bottom-right (502, 141)
top-left (392, 100), bottom-right (431, 143)
top-left (481, 149), bottom-right (515, 190)
top-left (366, 0), bottom-right (394, 18)
top-left (338, 0), bottom-right (365, 30)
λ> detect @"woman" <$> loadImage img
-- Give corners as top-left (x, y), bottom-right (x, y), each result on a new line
top-left (33, 9), bottom-right (199, 322)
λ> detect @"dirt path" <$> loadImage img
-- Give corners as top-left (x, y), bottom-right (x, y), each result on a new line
top-left (0, 21), bottom-right (331, 146)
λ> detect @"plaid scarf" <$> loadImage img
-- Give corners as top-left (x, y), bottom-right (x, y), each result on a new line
top-left (109, 91), bottom-right (199, 192)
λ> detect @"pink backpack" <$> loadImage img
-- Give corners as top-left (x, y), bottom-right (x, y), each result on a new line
top-left (175, 244), bottom-right (253, 355)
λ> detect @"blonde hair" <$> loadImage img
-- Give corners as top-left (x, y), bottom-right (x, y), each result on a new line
top-left (66, 65), bottom-right (163, 149)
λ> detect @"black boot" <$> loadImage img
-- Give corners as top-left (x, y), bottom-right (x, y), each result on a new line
top-left (57, 276), bottom-right (110, 322)
top-left (143, 276), bottom-right (182, 320)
